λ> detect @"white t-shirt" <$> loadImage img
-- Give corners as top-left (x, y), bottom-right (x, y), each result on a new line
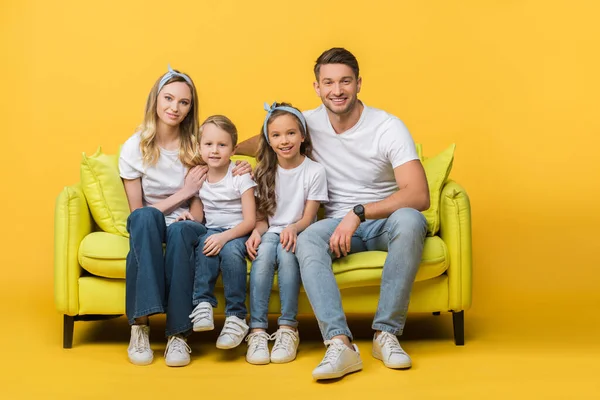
top-left (200, 161), bottom-right (257, 229)
top-left (267, 157), bottom-right (329, 234)
top-left (119, 133), bottom-right (189, 226)
top-left (303, 104), bottom-right (419, 219)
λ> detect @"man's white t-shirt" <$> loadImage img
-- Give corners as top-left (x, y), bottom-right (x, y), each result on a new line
top-left (303, 104), bottom-right (419, 219)
top-left (267, 157), bottom-right (329, 234)
top-left (118, 133), bottom-right (188, 226)
top-left (200, 161), bottom-right (257, 229)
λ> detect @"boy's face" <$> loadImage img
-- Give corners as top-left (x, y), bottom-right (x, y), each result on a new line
top-left (200, 123), bottom-right (235, 169)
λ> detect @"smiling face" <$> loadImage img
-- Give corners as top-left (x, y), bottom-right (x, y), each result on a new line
top-left (267, 113), bottom-right (305, 167)
top-left (156, 81), bottom-right (192, 127)
top-left (314, 63), bottom-right (362, 116)
top-left (199, 123), bottom-right (235, 169)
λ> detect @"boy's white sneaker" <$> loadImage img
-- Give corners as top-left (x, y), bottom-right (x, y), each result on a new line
top-left (372, 331), bottom-right (412, 369)
top-left (164, 335), bottom-right (192, 367)
top-left (270, 327), bottom-right (299, 364)
top-left (216, 316), bottom-right (249, 349)
top-left (128, 325), bottom-right (153, 366)
top-left (245, 331), bottom-right (271, 365)
top-left (312, 338), bottom-right (363, 380)
top-left (190, 302), bottom-right (214, 332)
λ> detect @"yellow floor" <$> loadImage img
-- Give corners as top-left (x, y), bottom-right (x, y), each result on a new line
top-left (2, 282), bottom-right (598, 399)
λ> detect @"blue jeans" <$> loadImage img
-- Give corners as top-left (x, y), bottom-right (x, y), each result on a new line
top-left (249, 232), bottom-right (300, 330)
top-left (126, 207), bottom-right (206, 337)
top-left (193, 228), bottom-right (250, 319)
top-left (296, 208), bottom-right (427, 341)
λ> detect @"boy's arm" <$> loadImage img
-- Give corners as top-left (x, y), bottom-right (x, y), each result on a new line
top-left (221, 188), bottom-right (257, 241)
top-left (189, 196), bottom-right (204, 222)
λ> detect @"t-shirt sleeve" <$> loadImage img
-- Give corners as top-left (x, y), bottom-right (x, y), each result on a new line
top-left (380, 118), bottom-right (419, 169)
top-left (119, 137), bottom-right (143, 180)
top-left (308, 164), bottom-right (329, 202)
top-left (236, 172), bottom-right (257, 195)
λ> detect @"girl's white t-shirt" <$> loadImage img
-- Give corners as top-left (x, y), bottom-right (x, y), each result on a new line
top-left (118, 132), bottom-right (188, 225)
top-left (200, 161), bottom-right (257, 229)
top-left (267, 157), bottom-right (329, 234)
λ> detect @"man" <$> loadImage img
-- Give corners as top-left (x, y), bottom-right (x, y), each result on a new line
top-left (237, 48), bottom-right (429, 380)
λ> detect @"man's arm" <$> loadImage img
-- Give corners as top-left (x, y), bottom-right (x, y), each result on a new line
top-left (235, 135), bottom-right (260, 157)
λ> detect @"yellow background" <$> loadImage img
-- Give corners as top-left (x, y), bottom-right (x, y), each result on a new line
top-left (1, 0), bottom-right (599, 397)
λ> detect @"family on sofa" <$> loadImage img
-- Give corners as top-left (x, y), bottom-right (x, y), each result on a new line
top-left (115, 47), bottom-right (432, 381)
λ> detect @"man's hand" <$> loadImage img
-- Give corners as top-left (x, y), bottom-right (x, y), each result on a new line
top-left (232, 160), bottom-right (253, 177)
top-left (203, 233), bottom-right (228, 256)
top-left (175, 211), bottom-right (195, 222)
top-left (329, 212), bottom-right (361, 258)
top-left (280, 224), bottom-right (298, 253)
top-left (245, 230), bottom-right (262, 260)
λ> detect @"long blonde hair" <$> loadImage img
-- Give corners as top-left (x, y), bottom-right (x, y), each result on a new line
top-left (255, 103), bottom-right (313, 218)
top-left (138, 70), bottom-right (199, 168)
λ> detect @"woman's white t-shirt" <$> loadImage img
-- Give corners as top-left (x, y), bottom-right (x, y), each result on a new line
top-left (118, 133), bottom-right (189, 226)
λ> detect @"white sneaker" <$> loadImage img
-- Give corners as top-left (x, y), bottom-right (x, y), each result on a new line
top-left (128, 325), bottom-right (153, 366)
top-left (164, 335), bottom-right (192, 367)
top-left (190, 302), bottom-right (214, 332)
top-left (312, 338), bottom-right (363, 380)
top-left (216, 316), bottom-right (249, 349)
top-left (245, 331), bottom-right (271, 365)
top-left (372, 332), bottom-right (412, 369)
top-left (270, 327), bottom-right (299, 364)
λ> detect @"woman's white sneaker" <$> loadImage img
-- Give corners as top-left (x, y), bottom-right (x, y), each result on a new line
top-left (245, 331), bottom-right (272, 365)
top-left (128, 325), bottom-right (153, 366)
top-left (372, 332), bottom-right (412, 369)
top-left (270, 328), bottom-right (299, 364)
top-left (312, 338), bottom-right (363, 380)
top-left (216, 316), bottom-right (249, 349)
top-left (164, 335), bottom-right (192, 367)
top-left (190, 302), bottom-right (214, 332)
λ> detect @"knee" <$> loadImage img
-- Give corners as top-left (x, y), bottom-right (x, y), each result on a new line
top-left (387, 208), bottom-right (427, 238)
top-left (127, 207), bottom-right (163, 229)
top-left (167, 221), bottom-right (204, 243)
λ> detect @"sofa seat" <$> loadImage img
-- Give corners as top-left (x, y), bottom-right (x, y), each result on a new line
top-left (78, 231), bottom-right (449, 284)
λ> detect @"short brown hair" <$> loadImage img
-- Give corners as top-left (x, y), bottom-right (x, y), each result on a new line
top-left (314, 47), bottom-right (360, 81)
top-left (199, 115), bottom-right (238, 146)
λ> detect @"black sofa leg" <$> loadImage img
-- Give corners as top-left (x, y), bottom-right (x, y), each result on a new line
top-left (64, 315), bottom-right (75, 349)
top-left (432, 311), bottom-right (440, 316)
top-left (452, 311), bottom-right (465, 346)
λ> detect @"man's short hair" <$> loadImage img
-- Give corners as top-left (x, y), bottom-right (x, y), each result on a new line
top-left (314, 47), bottom-right (360, 81)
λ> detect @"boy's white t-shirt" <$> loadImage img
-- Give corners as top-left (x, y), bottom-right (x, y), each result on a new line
top-left (267, 157), bottom-right (329, 234)
top-left (303, 104), bottom-right (419, 219)
top-left (118, 132), bottom-right (188, 225)
top-left (200, 161), bottom-right (257, 229)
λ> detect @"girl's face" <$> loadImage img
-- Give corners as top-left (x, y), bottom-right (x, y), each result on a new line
top-left (200, 123), bottom-right (235, 169)
top-left (267, 114), bottom-right (305, 165)
top-left (156, 81), bottom-right (192, 127)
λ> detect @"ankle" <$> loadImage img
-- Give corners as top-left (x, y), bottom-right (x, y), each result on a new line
top-left (134, 317), bottom-right (149, 326)
top-left (332, 335), bottom-right (353, 349)
top-left (279, 325), bottom-right (296, 332)
top-left (251, 328), bottom-right (266, 334)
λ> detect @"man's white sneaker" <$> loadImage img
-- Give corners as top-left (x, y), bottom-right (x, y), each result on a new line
top-left (245, 331), bottom-right (271, 365)
top-left (372, 332), bottom-right (412, 369)
top-left (190, 302), bottom-right (214, 332)
top-left (128, 325), bottom-right (153, 366)
top-left (164, 335), bottom-right (191, 367)
top-left (270, 327), bottom-right (299, 364)
top-left (216, 316), bottom-right (249, 349)
top-left (312, 338), bottom-right (363, 380)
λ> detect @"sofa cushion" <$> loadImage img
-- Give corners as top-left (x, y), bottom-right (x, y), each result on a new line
top-left (80, 147), bottom-right (130, 237)
top-left (421, 144), bottom-right (455, 236)
top-left (78, 231), bottom-right (448, 283)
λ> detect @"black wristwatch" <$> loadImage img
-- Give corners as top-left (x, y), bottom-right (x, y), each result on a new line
top-left (353, 204), bottom-right (366, 222)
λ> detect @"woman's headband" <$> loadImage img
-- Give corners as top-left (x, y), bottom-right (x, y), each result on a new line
top-left (262, 102), bottom-right (307, 144)
top-left (157, 65), bottom-right (193, 93)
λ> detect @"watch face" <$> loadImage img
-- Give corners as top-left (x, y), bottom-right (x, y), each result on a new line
top-left (354, 205), bottom-right (364, 214)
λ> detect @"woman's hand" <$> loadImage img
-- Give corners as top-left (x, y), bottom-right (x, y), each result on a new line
top-left (245, 230), bottom-right (262, 260)
top-left (184, 165), bottom-right (208, 196)
top-left (280, 224), bottom-right (298, 253)
top-left (175, 211), bottom-right (195, 222)
top-left (203, 233), bottom-right (228, 256)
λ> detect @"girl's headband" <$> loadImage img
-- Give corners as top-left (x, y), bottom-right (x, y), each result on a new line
top-left (262, 102), bottom-right (307, 144)
top-left (157, 65), bottom-right (193, 93)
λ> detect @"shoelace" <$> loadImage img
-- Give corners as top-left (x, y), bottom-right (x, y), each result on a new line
top-left (245, 331), bottom-right (272, 353)
top-left (378, 332), bottom-right (405, 355)
top-left (190, 303), bottom-right (212, 323)
top-left (272, 330), bottom-right (296, 354)
top-left (132, 326), bottom-right (150, 353)
top-left (221, 319), bottom-right (247, 337)
top-left (164, 336), bottom-right (191, 357)
top-left (319, 340), bottom-right (347, 366)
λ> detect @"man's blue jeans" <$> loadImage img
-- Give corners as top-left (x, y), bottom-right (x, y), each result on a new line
top-left (249, 232), bottom-right (300, 330)
top-left (193, 228), bottom-right (250, 319)
top-left (125, 207), bottom-right (206, 337)
top-left (296, 208), bottom-right (427, 341)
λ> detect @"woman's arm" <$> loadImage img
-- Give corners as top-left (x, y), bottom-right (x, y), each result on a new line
top-left (147, 165), bottom-right (208, 215)
top-left (123, 178), bottom-right (144, 212)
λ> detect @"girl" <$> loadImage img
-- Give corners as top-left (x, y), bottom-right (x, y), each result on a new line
top-left (188, 116), bottom-right (257, 350)
top-left (119, 66), bottom-right (207, 367)
top-left (244, 102), bottom-right (328, 364)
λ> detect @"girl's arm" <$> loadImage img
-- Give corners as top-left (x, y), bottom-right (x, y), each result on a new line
top-left (280, 200), bottom-right (321, 252)
top-left (246, 218), bottom-right (269, 260)
top-left (123, 178), bottom-right (144, 212)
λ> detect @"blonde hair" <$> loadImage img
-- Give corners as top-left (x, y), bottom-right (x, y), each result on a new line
top-left (137, 70), bottom-right (199, 168)
top-left (255, 103), bottom-right (313, 218)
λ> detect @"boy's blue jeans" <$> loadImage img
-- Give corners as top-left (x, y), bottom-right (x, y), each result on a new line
top-left (125, 207), bottom-right (206, 337)
top-left (193, 228), bottom-right (250, 319)
top-left (249, 232), bottom-right (300, 330)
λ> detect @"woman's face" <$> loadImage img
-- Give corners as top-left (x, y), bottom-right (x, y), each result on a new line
top-left (156, 81), bottom-right (192, 127)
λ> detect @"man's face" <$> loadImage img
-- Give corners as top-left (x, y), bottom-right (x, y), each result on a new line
top-left (314, 63), bottom-right (362, 116)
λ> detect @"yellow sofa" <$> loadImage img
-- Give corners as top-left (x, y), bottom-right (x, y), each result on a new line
top-left (54, 153), bottom-right (472, 348)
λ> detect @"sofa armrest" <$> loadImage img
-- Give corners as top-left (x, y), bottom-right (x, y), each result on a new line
top-left (54, 183), bottom-right (93, 315)
top-left (439, 180), bottom-right (472, 311)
